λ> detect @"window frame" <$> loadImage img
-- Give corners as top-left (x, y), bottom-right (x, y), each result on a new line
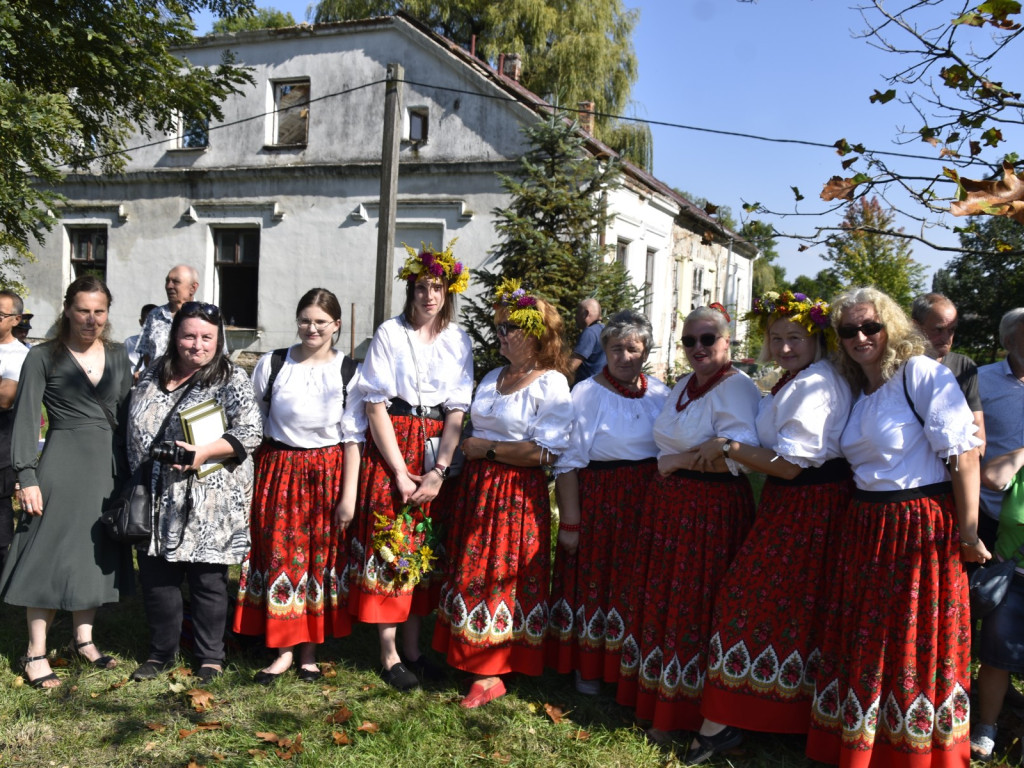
top-left (271, 78), bottom-right (311, 147)
top-left (212, 227), bottom-right (260, 329)
top-left (68, 226), bottom-right (108, 281)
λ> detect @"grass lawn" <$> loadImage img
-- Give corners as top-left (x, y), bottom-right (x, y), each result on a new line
top-left (0, 562), bottom-right (819, 768)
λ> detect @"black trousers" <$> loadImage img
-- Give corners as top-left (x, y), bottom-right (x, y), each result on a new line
top-left (137, 552), bottom-right (229, 667)
top-left (0, 466), bottom-right (16, 576)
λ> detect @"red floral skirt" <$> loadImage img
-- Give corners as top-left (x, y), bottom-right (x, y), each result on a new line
top-left (701, 474), bottom-right (852, 733)
top-left (233, 441), bottom-right (351, 646)
top-left (345, 414), bottom-right (444, 624)
top-left (805, 491), bottom-right (971, 768)
top-left (432, 459), bottom-right (551, 676)
top-left (615, 470), bottom-right (755, 732)
top-left (547, 460), bottom-right (658, 682)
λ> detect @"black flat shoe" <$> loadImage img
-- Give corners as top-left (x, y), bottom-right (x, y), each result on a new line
top-left (380, 662), bottom-right (419, 691)
top-left (683, 726), bottom-right (743, 765)
top-left (131, 659), bottom-right (175, 682)
top-left (20, 654), bottom-right (61, 689)
top-left (195, 666), bottom-right (222, 684)
top-left (253, 670), bottom-right (281, 686)
top-left (401, 653), bottom-right (446, 682)
top-left (297, 666), bottom-right (323, 683)
top-left (73, 640), bottom-right (117, 669)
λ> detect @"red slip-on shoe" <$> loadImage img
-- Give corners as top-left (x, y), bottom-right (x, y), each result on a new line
top-left (460, 677), bottom-right (506, 709)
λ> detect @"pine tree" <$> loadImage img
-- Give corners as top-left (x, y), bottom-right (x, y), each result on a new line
top-left (461, 114), bottom-right (638, 376)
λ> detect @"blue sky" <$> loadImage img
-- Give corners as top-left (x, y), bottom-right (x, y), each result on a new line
top-left (192, 1), bottom-right (1022, 285)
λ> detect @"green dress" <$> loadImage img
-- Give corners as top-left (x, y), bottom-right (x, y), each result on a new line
top-left (0, 340), bottom-right (133, 610)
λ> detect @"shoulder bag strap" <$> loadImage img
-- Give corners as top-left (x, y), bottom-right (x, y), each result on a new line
top-left (902, 365), bottom-right (925, 427)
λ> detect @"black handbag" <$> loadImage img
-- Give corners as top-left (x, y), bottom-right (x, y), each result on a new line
top-left (969, 556), bottom-right (1019, 618)
top-left (100, 461), bottom-right (154, 543)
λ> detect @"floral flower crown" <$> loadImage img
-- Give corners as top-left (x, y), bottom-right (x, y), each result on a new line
top-left (397, 239), bottom-right (469, 294)
top-left (746, 290), bottom-right (836, 348)
top-left (493, 277), bottom-right (545, 339)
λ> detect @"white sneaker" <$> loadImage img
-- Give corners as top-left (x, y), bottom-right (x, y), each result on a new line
top-left (970, 723), bottom-right (996, 763)
top-left (574, 670), bottom-right (601, 695)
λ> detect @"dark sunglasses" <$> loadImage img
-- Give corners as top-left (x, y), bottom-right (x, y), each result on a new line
top-left (495, 321), bottom-right (520, 338)
top-left (180, 301), bottom-right (222, 322)
top-left (681, 333), bottom-right (721, 348)
top-left (837, 321), bottom-right (885, 340)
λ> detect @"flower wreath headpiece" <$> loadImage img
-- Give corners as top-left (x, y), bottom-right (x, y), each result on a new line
top-left (493, 277), bottom-right (545, 339)
top-left (397, 239), bottom-right (469, 294)
top-left (745, 290), bottom-right (837, 350)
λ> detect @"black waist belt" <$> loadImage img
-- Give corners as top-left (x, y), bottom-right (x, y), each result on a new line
top-left (586, 457), bottom-right (657, 471)
top-left (388, 397), bottom-right (444, 421)
top-left (264, 438), bottom-right (339, 452)
top-left (853, 481), bottom-right (952, 503)
top-left (769, 457), bottom-right (852, 487)
top-left (672, 468), bottom-right (741, 483)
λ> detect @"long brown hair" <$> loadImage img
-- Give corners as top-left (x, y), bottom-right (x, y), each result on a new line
top-left (402, 275), bottom-right (456, 331)
top-left (55, 274), bottom-right (114, 348)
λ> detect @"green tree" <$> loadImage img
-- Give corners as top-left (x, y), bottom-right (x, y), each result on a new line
top-left (789, 270), bottom-right (843, 303)
top-left (933, 216), bottom-right (1024, 360)
top-left (212, 5), bottom-right (295, 32)
top-left (0, 0), bottom-right (255, 284)
top-left (741, 219), bottom-right (784, 296)
top-left (821, 197), bottom-right (926, 308)
top-left (311, 0), bottom-right (646, 163)
top-left (461, 114), bottom-right (638, 376)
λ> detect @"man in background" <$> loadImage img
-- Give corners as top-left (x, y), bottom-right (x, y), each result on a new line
top-left (125, 303), bottom-right (159, 373)
top-left (137, 265), bottom-right (199, 369)
top-left (0, 290), bottom-right (29, 573)
top-left (569, 298), bottom-right (606, 387)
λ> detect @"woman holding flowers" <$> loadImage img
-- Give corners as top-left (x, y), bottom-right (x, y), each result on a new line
top-left (433, 279), bottom-right (573, 708)
top-left (682, 291), bottom-right (853, 764)
top-left (805, 286), bottom-right (988, 768)
top-left (615, 304), bottom-right (760, 741)
top-left (546, 309), bottom-right (670, 694)
top-left (346, 242), bottom-right (473, 692)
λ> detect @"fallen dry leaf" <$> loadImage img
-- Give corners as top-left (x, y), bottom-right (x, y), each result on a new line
top-left (543, 703), bottom-right (570, 724)
top-left (255, 732), bottom-right (279, 743)
top-left (90, 693), bottom-right (100, 699)
top-left (108, 678), bottom-right (130, 690)
top-left (491, 752), bottom-right (511, 764)
top-left (569, 728), bottom-right (591, 741)
top-left (356, 721), bottom-right (379, 733)
top-left (187, 689), bottom-right (216, 712)
top-left (146, 723), bottom-right (167, 733)
top-left (247, 750), bottom-right (267, 758)
top-left (186, 761), bottom-right (205, 768)
top-left (325, 705), bottom-right (353, 725)
top-left (332, 731), bottom-right (351, 746)
top-left (321, 662), bottom-right (338, 679)
top-left (212, 753), bottom-right (226, 762)
top-left (144, 741), bottom-right (157, 751)
top-left (178, 729), bottom-right (199, 740)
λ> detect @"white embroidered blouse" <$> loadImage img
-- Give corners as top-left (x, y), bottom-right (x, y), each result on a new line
top-left (469, 368), bottom-right (573, 454)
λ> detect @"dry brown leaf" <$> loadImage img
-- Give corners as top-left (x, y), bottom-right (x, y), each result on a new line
top-left (820, 176), bottom-right (859, 202)
top-left (950, 161), bottom-right (1024, 223)
top-left (178, 728), bottom-right (199, 740)
top-left (255, 731), bottom-right (279, 743)
top-left (321, 662), bottom-right (338, 679)
top-left (275, 750), bottom-right (294, 760)
top-left (543, 703), bottom-right (570, 724)
top-left (90, 692), bottom-right (100, 699)
top-left (569, 729), bottom-right (591, 741)
top-left (195, 722), bottom-right (224, 732)
top-left (51, 657), bottom-right (70, 668)
top-left (703, 202), bottom-right (719, 216)
top-left (187, 689), bottom-right (215, 712)
top-left (356, 721), bottom-right (379, 733)
top-left (325, 705), bottom-right (353, 725)
top-left (212, 753), bottom-right (226, 762)
top-left (247, 750), bottom-right (267, 758)
top-left (332, 731), bottom-right (352, 746)
top-left (491, 752), bottom-right (511, 764)
top-left (170, 666), bottom-right (193, 681)
top-left (144, 741), bottom-right (157, 751)
top-left (108, 677), bottom-right (130, 690)
top-left (146, 723), bottom-right (167, 733)
top-left (700, 230), bottom-right (715, 246)
top-left (186, 761), bottom-right (205, 768)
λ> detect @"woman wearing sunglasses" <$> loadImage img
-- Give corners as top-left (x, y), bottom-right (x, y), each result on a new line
top-left (615, 304), bottom-right (760, 742)
top-left (127, 301), bottom-right (263, 683)
top-left (546, 309), bottom-right (670, 695)
top-left (433, 278), bottom-right (573, 708)
top-left (805, 286), bottom-right (989, 767)
top-left (346, 243), bottom-right (473, 692)
top-left (233, 288), bottom-right (366, 684)
top-left (681, 292), bottom-right (852, 763)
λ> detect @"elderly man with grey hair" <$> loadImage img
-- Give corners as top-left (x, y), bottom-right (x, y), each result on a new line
top-left (137, 264), bottom-right (200, 370)
top-left (977, 308), bottom-right (1024, 551)
top-left (569, 298), bottom-right (606, 387)
top-left (912, 292), bottom-right (985, 452)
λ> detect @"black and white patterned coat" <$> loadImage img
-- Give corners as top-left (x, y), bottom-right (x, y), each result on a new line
top-left (128, 364), bottom-right (264, 564)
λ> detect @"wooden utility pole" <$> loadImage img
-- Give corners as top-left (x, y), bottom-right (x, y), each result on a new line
top-left (373, 63), bottom-right (403, 332)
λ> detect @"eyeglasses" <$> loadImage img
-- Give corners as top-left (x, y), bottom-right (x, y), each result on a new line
top-left (179, 301), bottom-right (222, 322)
top-left (837, 321), bottom-right (885, 339)
top-left (495, 321), bottom-right (520, 338)
top-left (297, 319), bottom-right (336, 331)
top-left (0, 312), bottom-right (20, 319)
top-left (681, 333), bottom-right (721, 348)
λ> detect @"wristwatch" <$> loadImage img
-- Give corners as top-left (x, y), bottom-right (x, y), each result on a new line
top-left (721, 440), bottom-right (733, 458)
top-left (485, 443), bottom-right (497, 461)
top-left (434, 463), bottom-right (451, 479)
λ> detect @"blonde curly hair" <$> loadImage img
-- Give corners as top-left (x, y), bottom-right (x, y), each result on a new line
top-left (830, 286), bottom-right (926, 396)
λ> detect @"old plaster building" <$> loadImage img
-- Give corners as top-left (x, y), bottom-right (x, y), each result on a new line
top-left (21, 13), bottom-right (755, 377)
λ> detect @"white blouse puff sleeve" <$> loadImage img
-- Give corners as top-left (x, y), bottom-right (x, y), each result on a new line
top-left (756, 359), bottom-right (852, 470)
top-left (469, 368), bottom-right (574, 455)
top-left (555, 375), bottom-right (671, 475)
top-left (357, 316), bottom-right (473, 413)
top-left (653, 371), bottom-right (761, 471)
top-left (840, 355), bottom-right (981, 492)
top-left (251, 347), bottom-right (368, 448)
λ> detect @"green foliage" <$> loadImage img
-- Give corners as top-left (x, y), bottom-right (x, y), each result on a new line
top-left (933, 216), bottom-right (1024, 359)
top-left (212, 5), bottom-right (296, 31)
top-left (0, 0), bottom-right (256, 283)
top-left (789, 270), bottom-right (844, 302)
top-left (742, 219), bottom-right (784, 296)
top-left (821, 197), bottom-right (926, 309)
top-left (461, 114), bottom-right (638, 377)
top-left (312, 0), bottom-right (639, 142)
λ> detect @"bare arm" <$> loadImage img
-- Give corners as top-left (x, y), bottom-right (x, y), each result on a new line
top-left (554, 470), bottom-right (580, 555)
top-left (972, 410), bottom-right (986, 459)
top-left (460, 435), bottom-right (556, 468)
top-left (981, 447), bottom-right (1024, 492)
top-left (409, 408), bottom-right (464, 506)
top-left (694, 437), bottom-right (803, 480)
top-left (334, 441), bottom-right (362, 531)
top-left (0, 378), bottom-right (17, 410)
top-left (950, 447), bottom-right (990, 563)
top-left (567, 356), bottom-right (583, 374)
